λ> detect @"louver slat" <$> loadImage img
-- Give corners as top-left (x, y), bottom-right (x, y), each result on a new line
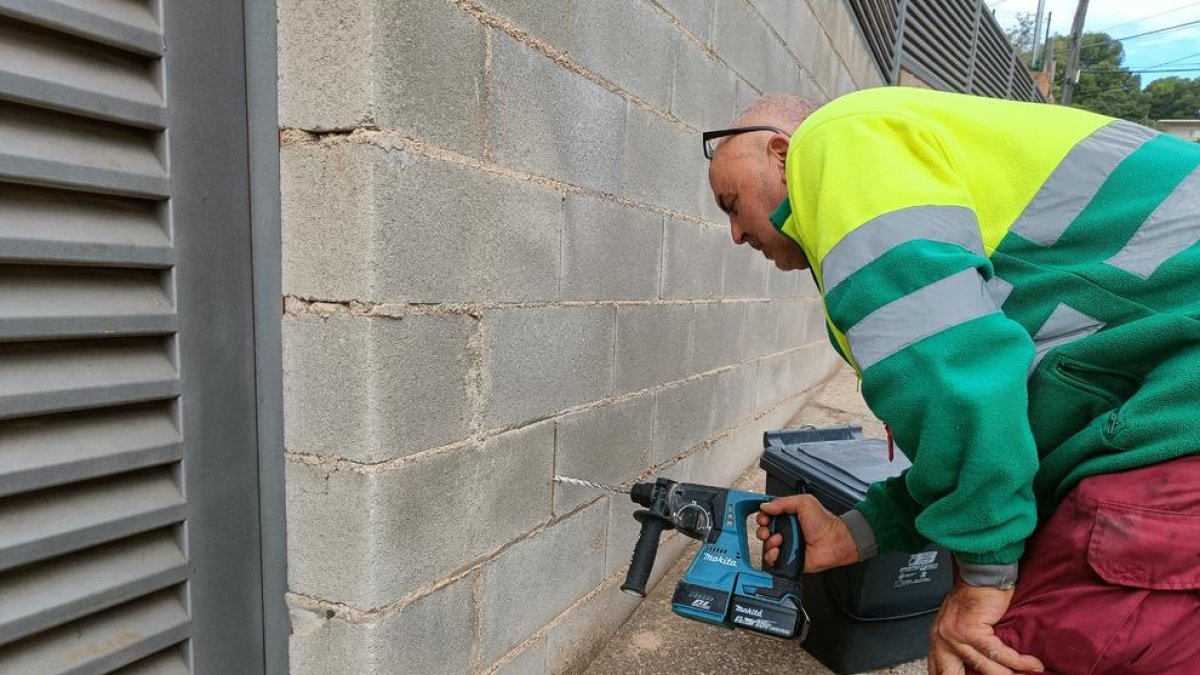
top-left (0, 17), bottom-right (164, 128)
top-left (0, 530), bottom-right (188, 646)
top-left (0, 184), bottom-right (172, 268)
top-left (0, 100), bottom-right (168, 198)
top-left (0, 404), bottom-right (180, 498)
top-left (0, 0), bottom-right (162, 57)
top-left (0, 590), bottom-right (188, 674)
top-left (0, 468), bottom-right (185, 571)
top-left (0, 339), bottom-right (179, 421)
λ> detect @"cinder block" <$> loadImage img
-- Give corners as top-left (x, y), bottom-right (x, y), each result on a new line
top-left (792, 1), bottom-right (840, 91)
top-left (713, 0), bottom-right (768, 87)
top-left (690, 302), bottom-right (744, 374)
top-left (657, 0), bottom-right (713, 42)
top-left (710, 362), bottom-right (758, 433)
top-left (284, 143), bottom-right (563, 304)
top-left (834, 64), bottom-right (857, 96)
top-left (755, 347), bottom-right (799, 409)
top-left (687, 430), bottom-right (760, 489)
top-left (670, 39), bottom-right (738, 131)
top-left (661, 219), bottom-right (726, 300)
top-left (722, 241), bottom-right (767, 298)
top-left (477, 0), bottom-right (571, 45)
top-left (490, 33), bottom-right (626, 192)
top-left (562, 195), bottom-right (662, 301)
top-left (735, 78), bottom-right (760, 117)
top-left (286, 423), bottom-right (554, 607)
top-left (278, 0), bottom-right (372, 130)
top-left (372, 0), bottom-right (487, 154)
top-left (279, 0), bottom-right (488, 154)
top-left (569, 0), bottom-right (678, 110)
top-left (613, 304), bottom-right (692, 394)
top-left (371, 149), bottom-right (562, 303)
top-left (751, 0), bottom-right (790, 34)
top-left (491, 637), bottom-right (548, 675)
top-left (775, 299), bottom-right (824, 350)
top-left (756, 341), bottom-right (833, 410)
top-left (483, 306), bottom-right (615, 430)
top-left (799, 73), bottom-right (829, 103)
top-left (281, 142), bottom-right (373, 301)
top-left (620, 108), bottom-right (707, 217)
top-left (288, 576), bottom-right (473, 675)
top-left (480, 501), bottom-right (608, 665)
top-left (765, 40), bottom-right (805, 94)
top-left (554, 394), bottom-right (655, 514)
top-left (283, 314), bottom-right (473, 462)
top-left (652, 375), bottom-right (716, 464)
top-left (806, 31), bottom-right (843, 96)
top-left (845, 36), bottom-right (883, 89)
top-left (765, 266), bottom-right (811, 298)
top-left (742, 301), bottom-right (780, 359)
top-left (546, 578), bottom-right (641, 673)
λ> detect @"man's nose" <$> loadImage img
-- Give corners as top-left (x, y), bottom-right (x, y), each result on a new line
top-left (730, 219), bottom-right (748, 245)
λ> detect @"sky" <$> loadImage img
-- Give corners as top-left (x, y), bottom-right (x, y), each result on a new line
top-left (987, 0), bottom-right (1200, 86)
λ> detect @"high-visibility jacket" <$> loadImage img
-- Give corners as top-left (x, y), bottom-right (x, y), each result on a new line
top-left (771, 86), bottom-right (1200, 565)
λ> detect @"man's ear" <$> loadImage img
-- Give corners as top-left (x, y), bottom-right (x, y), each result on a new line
top-left (768, 134), bottom-right (789, 177)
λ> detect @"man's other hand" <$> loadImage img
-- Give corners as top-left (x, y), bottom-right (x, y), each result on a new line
top-left (929, 582), bottom-right (1044, 675)
top-left (756, 494), bottom-right (858, 573)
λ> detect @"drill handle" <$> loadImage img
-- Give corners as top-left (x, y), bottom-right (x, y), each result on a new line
top-left (769, 513), bottom-right (805, 581)
top-left (621, 510), bottom-right (670, 597)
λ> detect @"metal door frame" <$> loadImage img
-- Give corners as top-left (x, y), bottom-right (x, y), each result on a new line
top-left (243, 1), bottom-right (288, 673)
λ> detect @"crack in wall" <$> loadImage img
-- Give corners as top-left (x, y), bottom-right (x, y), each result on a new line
top-left (281, 126), bottom-right (725, 230)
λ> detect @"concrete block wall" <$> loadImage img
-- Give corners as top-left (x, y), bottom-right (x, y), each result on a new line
top-left (278, 1), bottom-right (883, 673)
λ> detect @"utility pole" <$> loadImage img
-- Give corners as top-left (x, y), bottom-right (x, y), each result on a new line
top-left (1061, 0), bottom-right (1090, 105)
top-left (1033, 0), bottom-right (1047, 65)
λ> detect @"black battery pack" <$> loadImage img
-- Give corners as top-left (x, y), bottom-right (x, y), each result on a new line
top-left (760, 426), bottom-right (952, 674)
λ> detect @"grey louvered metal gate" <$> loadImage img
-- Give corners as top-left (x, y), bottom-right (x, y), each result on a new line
top-left (842, 0), bottom-right (1044, 102)
top-left (0, 1), bottom-right (274, 673)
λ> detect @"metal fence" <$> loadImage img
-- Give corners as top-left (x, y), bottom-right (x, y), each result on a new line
top-left (845, 0), bottom-right (1044, 102)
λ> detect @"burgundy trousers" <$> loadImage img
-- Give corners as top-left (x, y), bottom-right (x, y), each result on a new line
top-left (968, 455), bottom-right (1200, 675)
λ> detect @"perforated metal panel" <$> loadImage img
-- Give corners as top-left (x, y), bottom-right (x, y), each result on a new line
top-left (0, 1), bottom-right (269, 672)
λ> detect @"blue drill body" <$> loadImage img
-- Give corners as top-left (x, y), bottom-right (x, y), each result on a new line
top-left (620, 478), bottom-right (810, 641)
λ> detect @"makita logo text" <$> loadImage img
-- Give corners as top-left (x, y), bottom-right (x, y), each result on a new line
top-left (701, 552), bottom-right (738, 567)
top-left (734, 605), bottom-right (764, 618)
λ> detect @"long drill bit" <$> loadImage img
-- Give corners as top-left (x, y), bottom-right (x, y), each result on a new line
top-left (553, 475), bottom-right (630, 494)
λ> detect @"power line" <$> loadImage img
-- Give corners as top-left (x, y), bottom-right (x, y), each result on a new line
top-left (1125, 50), bottom-right (1200, 69)
top-left (1053, 18), bottom-right (1200, 54)
top-left (1082, 67), bottom-right (1200, 74)
top-left (1094, 2), bottom-right (1200, 33)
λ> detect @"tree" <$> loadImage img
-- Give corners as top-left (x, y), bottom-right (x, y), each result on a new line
top-left (1143, 76), bottom-right (1200, 120)
top-left (1050, 32), bottom-right (1149, 123)
top-left (1004, 12), bottom-right (1038, 66)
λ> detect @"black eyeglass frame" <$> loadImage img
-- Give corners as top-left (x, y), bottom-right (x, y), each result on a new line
top-left (701, 125), bottom-right (788, 159)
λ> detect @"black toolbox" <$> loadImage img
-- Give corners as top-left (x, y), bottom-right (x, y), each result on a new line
top-left (760, 425), bottom-right (952, 674)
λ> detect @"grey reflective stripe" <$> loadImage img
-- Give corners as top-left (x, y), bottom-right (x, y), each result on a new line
top-left (1010, 120), bottom-right (1157, 247)
top-left (822, 205), bottom-right (984, 294)
top-left (986, 275), bottom-right (1014, 307)
top-left (847, 269), bottom-right (1000, 370)
top-left (1106, 165), bottom-right (1200, 279)
top-left (1030, 303), bottom-right (1106, 371)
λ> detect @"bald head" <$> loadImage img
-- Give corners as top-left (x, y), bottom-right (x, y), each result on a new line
top-left (734, 94), bottom-right (820, 131)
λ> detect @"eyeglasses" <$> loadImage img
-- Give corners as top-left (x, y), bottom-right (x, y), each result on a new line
top-left (702, 125), bottom-right (788, 160)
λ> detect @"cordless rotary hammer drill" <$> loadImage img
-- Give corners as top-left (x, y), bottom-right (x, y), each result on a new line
top-left (620, 477), bottom-right (810, 641)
